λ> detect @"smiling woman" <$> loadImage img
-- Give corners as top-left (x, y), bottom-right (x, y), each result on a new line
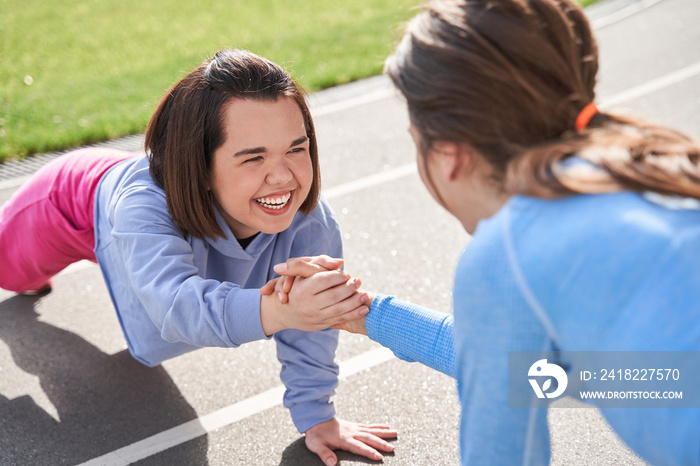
top-left (145, 50), bottom-right (321, 241)
top-left (210, 98), bottom-right (313, 240)
top-left (0, 49), bottom-right (397, 466)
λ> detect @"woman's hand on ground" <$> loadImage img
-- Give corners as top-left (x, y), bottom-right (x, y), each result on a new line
top-left (305, 417), bottom-right (397, 466)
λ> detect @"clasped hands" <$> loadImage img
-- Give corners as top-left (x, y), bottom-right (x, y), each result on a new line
top-left (259, 255), bottom-right (369, 336)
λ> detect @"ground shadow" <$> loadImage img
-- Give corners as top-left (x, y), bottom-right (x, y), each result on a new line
top-left (0, 293), bottom-right (209, 465)
top-left (279, 436), bottom-right (393, 466)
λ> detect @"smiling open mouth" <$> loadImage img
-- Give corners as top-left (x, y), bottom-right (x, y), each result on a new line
top-left (255, 192), bottom-right (292, 210)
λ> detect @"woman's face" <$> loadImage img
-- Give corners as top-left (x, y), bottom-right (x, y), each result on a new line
top-left (408, 124), bottom-right (507, 235)
top-left (209, 97), bottom-right (313, 239)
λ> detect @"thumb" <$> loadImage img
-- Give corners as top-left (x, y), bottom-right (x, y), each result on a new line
top-left (259, 278), bottom-right (278, 296)
top-left (305, 435), bottom-right (338, 466)
top-left (316, 447), bottom-right (337, 466)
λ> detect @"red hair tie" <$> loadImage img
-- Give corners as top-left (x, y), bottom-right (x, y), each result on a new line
top-left (575, 103), bottom-right (598, 133)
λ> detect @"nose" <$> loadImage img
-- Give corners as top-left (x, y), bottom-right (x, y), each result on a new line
top-left (265, 158), bottom-right (293, 186)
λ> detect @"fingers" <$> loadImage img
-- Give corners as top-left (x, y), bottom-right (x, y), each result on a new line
top-left (276, 278), bottom-right (290, 304)
top-left (281, 275), bottom-right (294, 294)
top-left (273, 270), bottom-right (348, 307)
top-left (326, 301), bottom-right (369, 324)
top-left (270, 256), bottom-right (353, 310)
top-left (274, 260), bottom-right (329, 278)
top-left (357, 424), bottom-right (399, 440)
top-left (273, 256), bottom-right (342, 277)
top-left (344, 427), bottom-right (397, 461)
top-left (344, 438), bottom-right (384, 461)
top-left (316, 275), bottom-right (362, 303)
top-left (354, 423), bottom-right (395, 429)
top-left (290, 270), bottom-right (354, 298)
top-left (280, 273), bottom-right (366, 313)
top-left (310, 255), bottom-right (344, 270)
top-left (317, 298), bottom-right (370, 331)
top-left (259, 278), bottom-right (279, 296)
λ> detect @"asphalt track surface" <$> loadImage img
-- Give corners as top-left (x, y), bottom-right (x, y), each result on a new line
top-left (1, 0), bottom-right (699, 464)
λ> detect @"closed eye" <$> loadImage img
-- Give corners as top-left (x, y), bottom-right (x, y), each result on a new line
top-left (288, 136), bottom-right (309, 154)
top-left (243, 155), bottom-right (264, 163)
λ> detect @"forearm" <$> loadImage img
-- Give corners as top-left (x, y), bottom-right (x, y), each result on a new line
top-left (260, 292), bottom-right (285, 336)
top-left (275, 328), bottom-right (339, 432)
top-left (158, 279), bottom-right (268, 347)
top-left (365, 294), bottom-right (456, 378)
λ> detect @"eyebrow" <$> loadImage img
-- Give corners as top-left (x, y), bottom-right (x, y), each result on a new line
top-left (234, 136), bottom-right (309, 157)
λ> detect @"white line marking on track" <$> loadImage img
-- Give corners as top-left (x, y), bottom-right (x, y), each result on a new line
top-left (77, 347), bottom-right (396, 466)
top-left (599, 60), bottom-right (700, 109)
top-left (311, 88), bottom-right (398, 117)
top-left (590, 0), bottom-right (665, 29)
top-left (323, 163), bottom-right (417, 200)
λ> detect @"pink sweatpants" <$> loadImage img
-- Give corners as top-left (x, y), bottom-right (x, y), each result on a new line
top-left (0, 148), bottom-right (136, 293)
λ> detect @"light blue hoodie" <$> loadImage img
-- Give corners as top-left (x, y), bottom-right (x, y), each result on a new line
top-left (93, 154), bottom-right (341, 433)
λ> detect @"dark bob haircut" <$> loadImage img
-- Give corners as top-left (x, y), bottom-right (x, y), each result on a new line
top-left (145, 49), bottom-right (321, 239)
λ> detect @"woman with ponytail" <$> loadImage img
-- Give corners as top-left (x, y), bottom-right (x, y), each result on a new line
top-left (270, 0), bottom-right (700, 463)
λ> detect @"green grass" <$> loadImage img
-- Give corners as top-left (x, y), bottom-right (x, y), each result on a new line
top-left (0, 0), bottom-right (418, 161)
top-left (1, 0), bottom-right (594, 162)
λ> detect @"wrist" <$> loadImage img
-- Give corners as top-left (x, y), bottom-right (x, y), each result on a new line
top-left (364, 293), bottom-right (388, 341)
top-left (260, 293), bottom-right (284, 336)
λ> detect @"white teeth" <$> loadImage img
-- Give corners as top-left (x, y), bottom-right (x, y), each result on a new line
top-left (255, 192), bottom-right (292, 209)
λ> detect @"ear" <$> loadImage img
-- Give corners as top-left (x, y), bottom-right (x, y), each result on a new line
top-left (432, 141), bottom-right (474, 181)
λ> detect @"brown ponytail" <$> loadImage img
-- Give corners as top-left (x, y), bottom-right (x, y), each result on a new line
top-left (509, 114), bottom-right (700, 199)
top-left (385, 0), bottom-right (700, 200)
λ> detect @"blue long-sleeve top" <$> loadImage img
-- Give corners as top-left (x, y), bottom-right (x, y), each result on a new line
top-left (366, 190), bottom-right (700, 465)
top-left (367, 295), bottom-right (456, 378)
top-left (93, 155), bottom-right (341, 433)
